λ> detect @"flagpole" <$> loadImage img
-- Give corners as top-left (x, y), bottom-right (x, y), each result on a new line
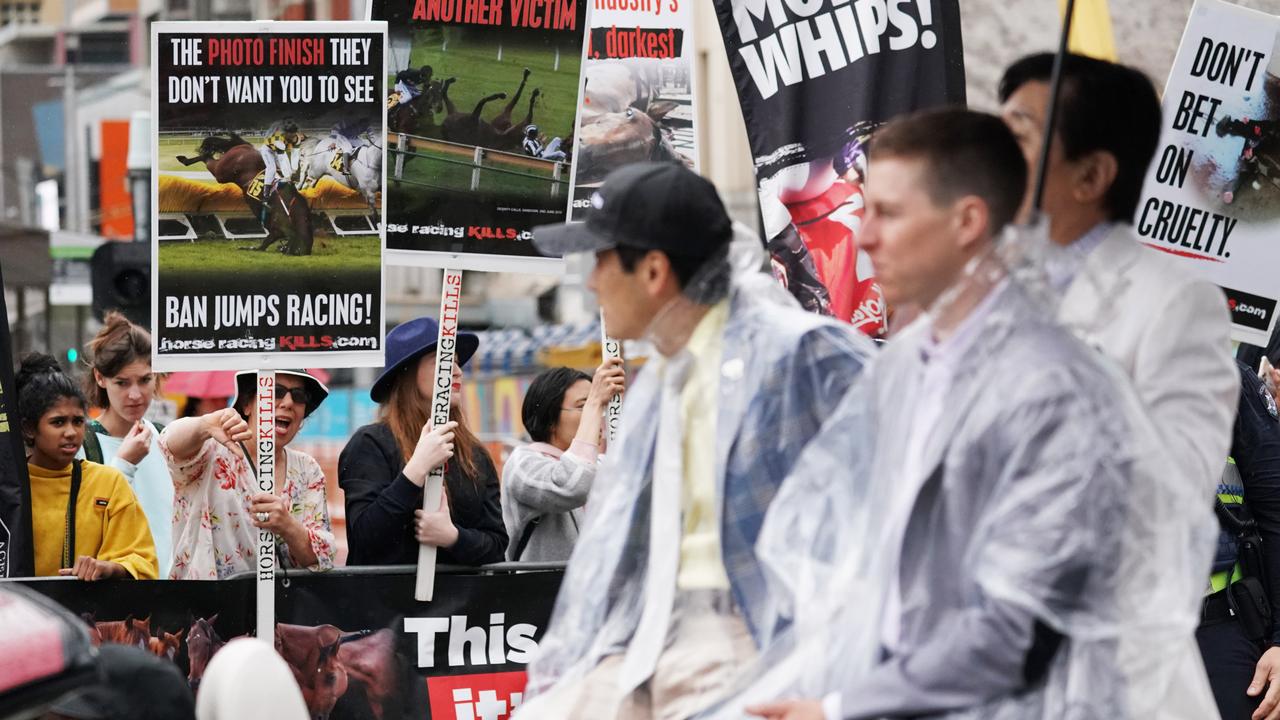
top-left (1032, 0), bottom-right (1078, 213)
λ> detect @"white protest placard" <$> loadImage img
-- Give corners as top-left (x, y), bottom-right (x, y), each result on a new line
top-left (1137, 0), bottom-right (1280, 344)
top-left (151, 22), bottom-right (388, 371)
top-left (566, 0), bottom-right (699, 222)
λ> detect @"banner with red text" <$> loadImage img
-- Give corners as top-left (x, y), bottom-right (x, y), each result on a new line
top-left (14, 565), bottom-right (563, 719)
top-left (712, 0), bottom-right (965, 336)
top-left (1136, 0), bottom-right (1280, 345)
top-left (373, 0), bottom-right (588, 272)
top-left (151, 22), bottom-right (387, 371)
top-left (566, 0), bottom-right (698, 221)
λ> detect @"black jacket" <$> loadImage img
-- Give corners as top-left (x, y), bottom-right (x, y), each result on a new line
top-left (1226, 360), bottom-right (1280, 644)
top-left (338, 422), bottom-right (507, 567)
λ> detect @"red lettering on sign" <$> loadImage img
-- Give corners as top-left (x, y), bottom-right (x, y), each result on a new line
top-left (427, 671), bottom-right (527, 720)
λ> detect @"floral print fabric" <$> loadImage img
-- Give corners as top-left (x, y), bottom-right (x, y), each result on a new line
top-left (160, 436), bottom-right (335, 580)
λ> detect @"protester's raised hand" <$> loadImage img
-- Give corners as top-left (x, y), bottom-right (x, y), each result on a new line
top-left (202, 408), bottom-right (251, 449)
top-left (404, 420), bottom-right (457, 486)
top-left (587, 357), bottom-right (626, 408)
top-left (116, 420), bottom-right (153, 465)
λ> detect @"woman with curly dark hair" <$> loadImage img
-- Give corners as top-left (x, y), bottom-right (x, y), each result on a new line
top-left (17, 353), bottom-right (157, 580)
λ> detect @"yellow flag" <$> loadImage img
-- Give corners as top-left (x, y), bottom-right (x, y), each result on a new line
top-left (1058, 0), bottom-right (1117, 61)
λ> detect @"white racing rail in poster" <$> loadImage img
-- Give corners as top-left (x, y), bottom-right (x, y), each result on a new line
top-left (1137, 0), bottom-right (1280, 344)
top-left (416, 268), bottom-right (463, 601)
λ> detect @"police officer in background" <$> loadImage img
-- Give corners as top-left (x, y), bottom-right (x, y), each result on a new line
top-left (1200, 361), bottom-right (1280, 720)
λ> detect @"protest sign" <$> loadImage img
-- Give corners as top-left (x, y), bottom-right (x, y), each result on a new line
top-left (566, 0), bottom-right (698, 221)
top-left (1136, 0), bottom-right (1280, 344)
top-left (15, 564), bottom-right (563, 719)
top-left (0, 262), bottom-right (33, 578)
top-left (372, 0), bottom-right (588, 272)
top-left (712, 0), bottom-right (965, 335)
top-left (151, 22), bottom-right (387, 371)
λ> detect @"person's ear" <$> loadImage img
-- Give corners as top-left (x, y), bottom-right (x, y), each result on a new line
top-left (94, 369), bottom-right (107, 389)
top-left (644, 250), bottom-right (677, 295)
top-left (1072, 151), bottom-right (1118, 206)
top-left (952, 196), bottom-right (991, 251)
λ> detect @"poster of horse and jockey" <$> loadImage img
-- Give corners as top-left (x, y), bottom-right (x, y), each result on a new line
top-left (151, 22), bottom-right (387, 371)
top-left (373, 0), bottom-right (588, 271)
top-left (1135, 0), bottom-right (1280, 345)
top-left (567, 0), bottom-right (698, 222)
top-left (712, 0), bottom-right (964, 336)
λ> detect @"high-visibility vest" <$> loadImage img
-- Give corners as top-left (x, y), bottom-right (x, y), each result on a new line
top-left (1210, 457), bottom-right (1246, 594)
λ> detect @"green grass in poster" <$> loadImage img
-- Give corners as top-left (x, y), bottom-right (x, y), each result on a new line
top-left (398, 26), bottom-right (581, 141)
top-left (158, 235), bottom-right (380, 276)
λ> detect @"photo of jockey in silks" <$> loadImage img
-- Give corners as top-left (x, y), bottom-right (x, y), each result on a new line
top-left (258, 119), bottom-right (304, 218)
top-left (1217, 115), bottom-right (1280, 205)
top-left (327, 118), bottom-right (371, 179)
top-left (389, 65), bottom-right (430, 109)
top-left (760, 134), bottom-right (887, 337)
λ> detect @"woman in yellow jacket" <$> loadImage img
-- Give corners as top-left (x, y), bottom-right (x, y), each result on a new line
top-left (17, 353), bottom-right (157, 580)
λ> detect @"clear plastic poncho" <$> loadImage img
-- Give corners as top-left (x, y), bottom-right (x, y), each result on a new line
top-left (694, 221), bottom-right (1219, 719)
top-left (516, 225), bottom-right (877, 714)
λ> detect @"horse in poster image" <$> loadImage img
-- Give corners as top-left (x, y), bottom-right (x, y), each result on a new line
top-left (176, 133), bottom-right (316, 255)
top-left (186, 615), bottom-right (226, 693)
top-left (298, 135), bottom-right (383, 210)
top-left (439, 70), bottom-right (544, 152)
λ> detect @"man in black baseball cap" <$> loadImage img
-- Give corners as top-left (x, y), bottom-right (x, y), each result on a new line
top-left (519, 162), bottom-right (873, 719)
top-left (534, 162), bottom-right (735, 349)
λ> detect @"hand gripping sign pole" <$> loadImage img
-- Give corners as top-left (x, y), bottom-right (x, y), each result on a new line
top-left (416, 269), bottom-right (464, 602)
top-left (600, 314), bottom-right (622, 444)
top-left (255, 370), bottom-right (275, 640)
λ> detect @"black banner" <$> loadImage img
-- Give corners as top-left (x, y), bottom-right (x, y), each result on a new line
top-left (0, 261), bottom-right (33, 578)
top-left (12, 565), bottom-right (563, 718)
top-left (714, 0), bottom-right (966, 176)
top-left (712, 0), bottom-right (965, 335)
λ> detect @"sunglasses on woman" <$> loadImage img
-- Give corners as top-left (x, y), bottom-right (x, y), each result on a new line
top-left (276, 386), bottom-right (310, 405)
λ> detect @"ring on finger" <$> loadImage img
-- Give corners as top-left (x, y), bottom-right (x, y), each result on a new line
top-left (256, 511), bottom-right (269, 522)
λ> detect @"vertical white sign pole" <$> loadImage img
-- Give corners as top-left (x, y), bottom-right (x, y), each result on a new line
top-left (600, 313), bottom-right (622, 443)
top-left (415, 268), bottom-right (463, 602)
top-left (255, 369), bottom-right (275, 640)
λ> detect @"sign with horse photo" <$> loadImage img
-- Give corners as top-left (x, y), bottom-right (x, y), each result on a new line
top-left (371, 0), bottom-right (588, 272)
top-left (11, 565), bottom-right (564, 719)
top-left (151, 22), bottom-right (388, 371)
top-left (712, 0), bottom-right (965, 336)
top-left (1136, 0), bottom-right (1280, 345)
top-left (567, 0), bottom-right (699, 222)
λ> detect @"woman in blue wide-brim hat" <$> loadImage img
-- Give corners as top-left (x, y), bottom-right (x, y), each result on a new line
top-left (338, 316), bottom-right (507, 567)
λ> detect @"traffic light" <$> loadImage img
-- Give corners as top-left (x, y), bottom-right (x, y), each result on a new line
top-left (90, 242), bottom-right (150, 328)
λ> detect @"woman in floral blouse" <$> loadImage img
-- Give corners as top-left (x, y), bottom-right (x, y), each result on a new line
top-left (158, 370), bottom-right (336, 579)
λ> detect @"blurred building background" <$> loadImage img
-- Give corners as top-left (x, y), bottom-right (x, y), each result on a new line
top-left (7, 0), bottom-right (1280, 559)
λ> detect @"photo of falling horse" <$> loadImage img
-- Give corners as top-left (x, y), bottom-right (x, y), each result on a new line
top-left (176, 133), bottom-right (315, 256)
top-left (439, 68), bottom-right (542, 152)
